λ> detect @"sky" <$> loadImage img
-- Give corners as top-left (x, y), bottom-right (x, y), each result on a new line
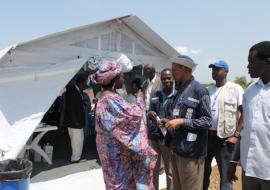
top-left (1, 0), bottom-right (270, 83)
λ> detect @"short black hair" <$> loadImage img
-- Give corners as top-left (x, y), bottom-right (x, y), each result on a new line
top-left (144, 64), bottom-right (156, 73)
top-left (161, 68), bottom-right (172, 74)
top-left (249, 41), bottom-right (270, 60)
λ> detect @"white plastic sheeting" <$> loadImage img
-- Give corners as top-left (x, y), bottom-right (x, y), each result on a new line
top-left (0, 15), bottom-right (179, 160)
top-left (0, 112), bottom-right (43, 160)
top-left (0, 57), bottom-right (87, 124)
top-left (30, 169), bottom-right (167, 190)
top-left (0, 45), bottom-right (16, 60)
top-left (0, 57), bottom-right (86, 161)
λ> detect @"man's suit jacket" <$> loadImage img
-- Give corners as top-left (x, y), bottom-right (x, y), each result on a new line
top-left (63, 85), bottom-right (85, 129)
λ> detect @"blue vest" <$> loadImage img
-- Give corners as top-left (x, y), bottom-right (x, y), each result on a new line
top-left (148, 90), bottom-right (176, 140)
top-left (170, 79), bottom-right (209, 158)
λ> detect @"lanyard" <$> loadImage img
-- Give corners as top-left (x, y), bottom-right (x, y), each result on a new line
top-left (211, 86), bottom-right (223, 111)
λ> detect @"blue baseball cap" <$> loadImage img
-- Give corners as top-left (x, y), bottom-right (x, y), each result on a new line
top-left (208, 60), bottom-right (229, 71)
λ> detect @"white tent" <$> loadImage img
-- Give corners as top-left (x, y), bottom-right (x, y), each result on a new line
top-left (0, 14), bottom-right (179, 160)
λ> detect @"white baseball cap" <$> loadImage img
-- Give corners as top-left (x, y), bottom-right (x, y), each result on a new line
top-left (168, 55), bottom-right (197, 72)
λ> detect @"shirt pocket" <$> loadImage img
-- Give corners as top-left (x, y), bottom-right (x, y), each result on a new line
top-left (183, 100), bottom-right (199, 119)
top-left (224, 98), bottom-right (237, 132)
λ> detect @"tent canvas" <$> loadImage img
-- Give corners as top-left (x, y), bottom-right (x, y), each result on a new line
top-left (0, 14), bottom-right (179, 161)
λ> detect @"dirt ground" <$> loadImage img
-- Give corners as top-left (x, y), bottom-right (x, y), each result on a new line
top-left (209, 166), bottom-right (242, 190)
top-left (160, 165), bottom-right (242, 190)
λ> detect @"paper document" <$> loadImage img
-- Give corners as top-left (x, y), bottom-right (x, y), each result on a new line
top-left (156, 116), bottom-right (167, 137)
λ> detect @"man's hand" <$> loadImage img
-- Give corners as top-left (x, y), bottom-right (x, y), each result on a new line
top-left (148, 111), bottom-right (157, 120)
top-left (226, 136), bottom-right (239, 145)
top-left (165, 119), bottom-right (184, 130)
top-left (227, 162), bottom-right (238, 183)
top-left (161, 118), bottom-right (170, 125)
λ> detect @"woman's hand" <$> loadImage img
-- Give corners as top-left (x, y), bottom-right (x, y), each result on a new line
top-left (148, 111), bottom-right (157, 120)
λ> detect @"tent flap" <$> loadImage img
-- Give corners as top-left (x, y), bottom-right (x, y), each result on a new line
top-left (0, 15), bottom-right (179, 160)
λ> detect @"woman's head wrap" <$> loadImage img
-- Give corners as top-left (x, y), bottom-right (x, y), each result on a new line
top-left (91, 60), bottom-right (122, 86)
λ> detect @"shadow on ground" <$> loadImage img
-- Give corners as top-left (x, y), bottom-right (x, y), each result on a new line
top-left (30, 129), bottom-right (100, 183)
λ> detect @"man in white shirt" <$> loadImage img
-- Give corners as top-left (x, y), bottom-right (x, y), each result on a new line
top-left (240, 41), bottom-right (270, 190)
top-left (142, 64), bottom-right (162, 111)
top-left (203, 60), bottom-right (244, 190)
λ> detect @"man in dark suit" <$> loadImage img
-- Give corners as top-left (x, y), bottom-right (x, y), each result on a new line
top-left (63, 72), bottom-right (88, 162)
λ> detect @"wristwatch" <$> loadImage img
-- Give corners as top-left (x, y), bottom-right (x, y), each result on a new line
top-left (229, 160), bottom-right (238, 165)
top-left (233, 131), bottom-right (241, 138)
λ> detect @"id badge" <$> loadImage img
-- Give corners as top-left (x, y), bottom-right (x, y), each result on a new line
top-left (187, 132), bottom-right (197, 142)
top-left (173, 108), bottom-right (180, 116)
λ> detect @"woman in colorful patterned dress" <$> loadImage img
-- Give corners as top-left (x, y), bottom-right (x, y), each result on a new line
top-left (91, 60), bottom-right (157, 190)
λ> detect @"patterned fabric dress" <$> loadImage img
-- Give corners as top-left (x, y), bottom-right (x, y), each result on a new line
top-left (95, 92), bottom-right (157, 190)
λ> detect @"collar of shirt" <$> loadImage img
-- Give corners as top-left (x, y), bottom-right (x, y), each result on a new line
top-left (173, 76), bottom-right (194, 107)
top-left (161, 88), bottom-right (176, 100)
top-left (161, 88), bottom-right (176, 106)
top-left (215, 80), bottom-right (227, 88)
top-left (147, 75), bottom-right (157, 85)
top-left (176, 76), bottom-right (194, 95)
top-left (256, 78), bottom-right (270, 87)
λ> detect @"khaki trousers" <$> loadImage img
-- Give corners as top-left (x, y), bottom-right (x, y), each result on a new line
top-left (171, 152), bottom-right (205, 190)
top-left (149, 139), bottom-right (174, 190)
top-left (68, 127), bottom-right (84, 161)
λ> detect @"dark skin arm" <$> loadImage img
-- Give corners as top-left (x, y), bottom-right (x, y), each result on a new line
top-left (226, 105), bottom-right (243, 145)
top-left (164, 118), bottom-right (184, 130)
top-left (227, 141), bottom-right (240, 183)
